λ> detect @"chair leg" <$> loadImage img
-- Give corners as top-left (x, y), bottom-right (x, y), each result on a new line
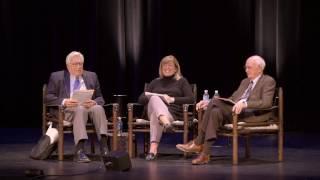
top-left (278, 131), bottom-right (284, 161)
top-left (232, 135), bottom-right (238, 165)
top-left (58, 132), bottom-right (64, 161)
top-left (128, 104), bottom-right (133, 158)
top-left (183, 125), bottom-right (188, 158)
top-left (58, 108), bottom-right (64, 161)
top-left (183, 104), bottom-right (189, 158)
top-left (232, 114), bottom-right (238, 165)
top-left (128, 132), bottom-right (133, 158)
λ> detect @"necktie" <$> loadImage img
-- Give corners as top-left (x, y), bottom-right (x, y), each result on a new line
top-left (73, 77), bottom-right (80, 91)
top-left (240, 81), bottom-right (253, 100)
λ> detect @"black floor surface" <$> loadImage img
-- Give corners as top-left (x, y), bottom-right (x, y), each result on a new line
top-left (0, 128), bottom-right (320, 180)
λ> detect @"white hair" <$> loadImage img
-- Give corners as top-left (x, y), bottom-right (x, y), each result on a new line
top-left (66, 51), bottom-right (84, 64)
top-left (248, 55), bottom-right (266, 70)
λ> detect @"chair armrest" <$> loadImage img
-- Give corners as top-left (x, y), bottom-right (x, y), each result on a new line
top-left (104, 103), bottom-right (119, 108)
top-left (103, 103), bottom-right (119, 116)
top-left (46, 104), bottom-right (64, 109)
top-left (248, 106), bottom-right (278, 111)
top-left (182, 103), bottom-right (195, 112)
top-left (127, 103), bottom-right (144, 107)
top-left (127, 103), bottom-right (145, 118)
top-left (243, 105), bottom-right (278, 116)
top-left (45, 104), bottom-right (65, 121)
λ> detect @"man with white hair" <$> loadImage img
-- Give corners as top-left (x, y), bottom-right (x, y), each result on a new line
top-left (46, 51), bottom-right (109, 163)
top-left (176, 55), bottom-right (276, 165)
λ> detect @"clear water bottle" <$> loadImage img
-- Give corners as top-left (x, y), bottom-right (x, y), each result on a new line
top-left (203, 89), bottom-right (210, 102)
top-left (213, 90), bottom-right (220, 98)
top-left (117, 117), bottom-right (123, 136)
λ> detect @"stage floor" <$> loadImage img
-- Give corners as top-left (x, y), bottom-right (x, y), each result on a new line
top-left (0, 128), bottom-right (319, 180)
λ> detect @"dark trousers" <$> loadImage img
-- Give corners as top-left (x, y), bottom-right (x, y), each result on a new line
top-left (196, 99), bottom-right (233, 146)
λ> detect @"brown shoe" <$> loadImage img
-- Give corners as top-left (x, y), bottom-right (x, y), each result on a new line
top-left (176, 140), bottom-right (203, 153)
top-left (192, 153), bottom-right (210, 165)
top-left (176, 140), bottom-right (193, 151)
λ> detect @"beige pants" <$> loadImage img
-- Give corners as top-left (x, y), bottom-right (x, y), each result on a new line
top-left (147, 96), bottom-right (174, 143)
top-left (65, 105), bottom-right (108, 144)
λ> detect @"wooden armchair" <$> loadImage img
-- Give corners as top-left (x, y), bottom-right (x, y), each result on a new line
top-left (42, 84), bottom-right (119, 161)
top-left (127, 83), bottom-right (198, 158)
top-left (198, 87), bottom-right (283, 165)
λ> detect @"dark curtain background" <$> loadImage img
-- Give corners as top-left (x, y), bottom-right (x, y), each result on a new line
top-left (0, 0), bottom-right (318, 132)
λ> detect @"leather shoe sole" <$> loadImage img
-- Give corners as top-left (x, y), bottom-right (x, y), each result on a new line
top-left (192, 153), bottom-right (210, 165)
top-left (176, 140), bottom-right (193, 151)
top-left (176, 141), bottom-right (203, 153)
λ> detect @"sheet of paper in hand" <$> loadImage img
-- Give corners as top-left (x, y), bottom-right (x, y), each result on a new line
top-left (216, 97), bottom-right (236, 105)
top-left (145, 92), bottom-right (165, 97)
top-left (72, 89), bottom-right (94, 103)
top-left (145, 92), bottom-right (169, 105)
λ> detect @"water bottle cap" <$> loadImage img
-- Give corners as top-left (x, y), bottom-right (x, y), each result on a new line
top-left (204, 89), bottom-right (208, 93)
top-left (215, 90), bottom-right (218, 93)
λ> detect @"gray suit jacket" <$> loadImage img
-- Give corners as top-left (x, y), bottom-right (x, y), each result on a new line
top-left (229, 74), bottom-right (276, 122)
top-left (45, 70), bottom-right (105, 106)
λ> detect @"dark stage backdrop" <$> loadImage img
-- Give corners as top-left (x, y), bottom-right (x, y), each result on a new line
top-left (0, 0), bottom-right (318, 132)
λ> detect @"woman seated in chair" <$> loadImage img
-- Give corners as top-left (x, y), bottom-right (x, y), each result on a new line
top-left (138, 55), bottom-right (194, 161)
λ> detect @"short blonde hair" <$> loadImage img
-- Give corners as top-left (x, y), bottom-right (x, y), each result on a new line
top-left (66, 51), bottom-right (84, 64)
top-left (159, 55), bottom-right (182, 80)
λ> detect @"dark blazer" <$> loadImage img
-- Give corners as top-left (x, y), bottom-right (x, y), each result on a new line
top-left (229, 74), bottom-right (276, 122)
top-left (46, 70), bottom-right (105, 106)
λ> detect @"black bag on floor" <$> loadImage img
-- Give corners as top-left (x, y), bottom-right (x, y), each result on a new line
top-left (30, 135), bottom-right (57, 160)
top-left (30, 123), bottom-right (58, 160)
top-left (102, 150), bottom-right (132, 171)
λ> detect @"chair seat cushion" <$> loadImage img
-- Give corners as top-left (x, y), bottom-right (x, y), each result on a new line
top-left (63, 120), bottom-right (72, 127)
top-left (223, 122), bottom-right (246, 130)
top-left (245, 124), bottom-right (278, 130)
top-left (136, 119), bottom-right (149, 125)
top-left (135, 118), bottom-right (198, 126)
top-left (223, 122), bottom-right (278, 130)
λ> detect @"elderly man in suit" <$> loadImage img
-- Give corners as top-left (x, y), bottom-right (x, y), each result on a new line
top-left (176, 55), bottom-right (276, 165)
top-left (46, 51), bottom-right (109, 163)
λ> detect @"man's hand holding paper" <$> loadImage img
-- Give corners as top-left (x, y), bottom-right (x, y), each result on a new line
top-left (72, 89), bottom-right (94, 102)
top-left (64, 99), bottom-right (80, 107)
top-left (82, 99), bottom-right (97, 109)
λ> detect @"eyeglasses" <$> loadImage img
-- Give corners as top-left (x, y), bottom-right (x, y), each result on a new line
top-left (70, 62), bottom-right (83, 66)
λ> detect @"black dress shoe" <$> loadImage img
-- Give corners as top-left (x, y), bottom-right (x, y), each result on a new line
top-left (74, 149), bottom-right (91, 163)
top-left (163, 123), bottom-right (176, 133)
top-left (100, 145), bottom-right (109, 157)
top-left (145, 153), bottom-right (157, 161)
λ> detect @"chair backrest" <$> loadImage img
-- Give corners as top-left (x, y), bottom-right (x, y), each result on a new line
top-left (191, 83), bottom-right (197, 104)
top-left (270, 87), bottom-right (283, 123)
top-left (275, 87), bottom-right (284, 124)
top-left (42, 84), bottom-right (48, 134)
